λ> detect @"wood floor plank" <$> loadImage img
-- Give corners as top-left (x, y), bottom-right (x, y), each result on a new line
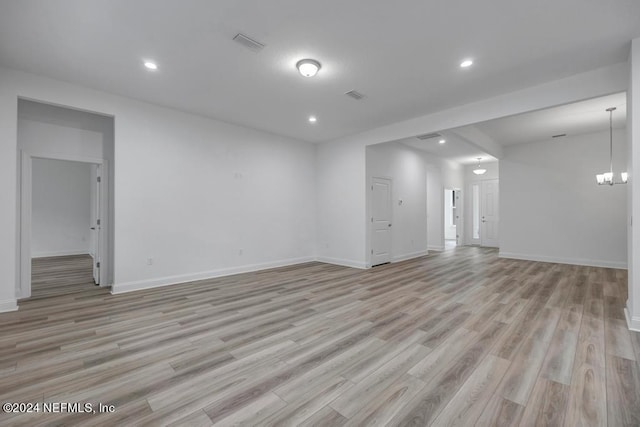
top-left (0, 249), bottom-right (635, 426)
top-left (329, 343), bottom-right (431, 419)
top-left (519, 378), bottom-right (569, 426)
top-left (343, 374), bottom-right (426, 427)
top-left (564, 313), bottom-right (607, 427)
top-left (430, 355), bottom-right (510, 426)
top-left (475, 394), bottom-right (525, 427)
top-left (605, 354), bottom-right (640, 426)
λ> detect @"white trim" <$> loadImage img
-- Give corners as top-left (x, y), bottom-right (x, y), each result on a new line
top-left (18, 150), bottom-right (110, 299)
top-left (624, 307), bottom-right (640, 332)
top-left (112, 257), bottom-right (317, 294)
top-left (392, 250), bottom-right (428, 262)
top-left (0, 299), bottom-right (18, 313)
top-left (32, 250), bottom-right (90, 258)
top-left (498, 252), bottom-right (627, 269)
top-left (316, 256), bottom-right (367, 269)
top-left (29, 151), bottom-right (104, 165)
top-left (428, 245), bottom-right (445, 252)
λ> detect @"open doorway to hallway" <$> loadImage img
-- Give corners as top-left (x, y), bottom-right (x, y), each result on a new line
top-left (29, 158), bottom-right (102, 299)
top-left (17, 99), bottom-right (114, 301)
top-left (444, 188), bottom-right (461, 250)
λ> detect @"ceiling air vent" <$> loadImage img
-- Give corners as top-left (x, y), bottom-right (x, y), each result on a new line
top-left (345, 90), bottom-right (366, 100)
top-left (416, 132), bottom-right (441, 140)
top-left (233, 33), bottom-right (265, 52)
top-left (552, 133), bottom-right (567, 138)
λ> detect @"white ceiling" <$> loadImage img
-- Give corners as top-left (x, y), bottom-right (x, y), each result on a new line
top-left (0, 1), bottom-right (639, 143)
top-left (398, 92), bottom-right (627, 164)
top-left (400, 132), bottom-right (497, 165)
top-left (467, 92), bottom-right (627, 146)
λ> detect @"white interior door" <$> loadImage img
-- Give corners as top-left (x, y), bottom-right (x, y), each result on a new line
top-left (371, 177), bottom-right (392, 266)
top-left (91, 165), bottom-right (102, 284)
top-left (481, 179), bottom-right (499, 247)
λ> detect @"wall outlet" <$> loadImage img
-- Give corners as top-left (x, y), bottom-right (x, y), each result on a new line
top-left (147, 258), bottom-right (153, 265)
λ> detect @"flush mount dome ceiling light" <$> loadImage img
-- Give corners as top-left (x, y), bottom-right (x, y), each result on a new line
top-left (473, 158), bottom-right (487, 175)
top-left (144, 61), bottom-right (158, 70)
top-left (460, 59), bottom-right (473, 68)
top-left (439, 139), bottom-right (446, 144)
top-left (296, 59), bottom-right (321, 77)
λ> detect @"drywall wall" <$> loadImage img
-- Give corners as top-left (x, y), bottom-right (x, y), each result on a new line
top-left (18, 99), bottom-right (108, 158)
top-left (31, 158), bottom-right (92, 257)
top-left (366, 143), bottom-right (427, 263)
top-left (316, 138), bottom-right (366, 268)
top-left (426, 166), bottom-right (444, 251)
top-left (0, 66), bottom-right (317, 302)
top-left (627, 37), bottom-right (640, 330)
top-left (500, 129), bottom-right (627, 268)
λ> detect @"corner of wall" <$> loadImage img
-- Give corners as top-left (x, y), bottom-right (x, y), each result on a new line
top-left (0, 299), bottom-right (18, 313)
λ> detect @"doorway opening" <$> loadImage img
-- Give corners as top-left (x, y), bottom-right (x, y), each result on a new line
top-left (444, 188), bottom-right (461, 249)
top-left (17, 99), bottom-right (114, 301)
top-left (29, 158), bottom-right (104, 299)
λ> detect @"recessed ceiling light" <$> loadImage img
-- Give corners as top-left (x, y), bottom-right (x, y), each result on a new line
top-left (297, 59), bottom-right (321, 77)
top-left (144, 61), bottom-right (158, 70)
top-left (308, 116), bottom-right (317, 123)
top-left (439, 139), bottom-right (446, 144)
top-left (460, 59), bottom-right (473, 68)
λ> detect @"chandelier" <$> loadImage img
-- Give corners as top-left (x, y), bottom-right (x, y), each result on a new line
top-left (596, 107), bottom-right (627, 186)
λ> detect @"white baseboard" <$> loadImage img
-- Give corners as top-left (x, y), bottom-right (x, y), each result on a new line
top-left (625, 305), bottom-right (640, 332)
top-left (392, 250), bottom-right (428, 263)
top-left (0, 299), bottom-right (18, 313)
top-left (112, 256), bottom-right (317, 294)
top-left (498, 251), bottom-right (627, 269)
top-left (315, 256), bottom-right (367, 269)
top-left (428, 245), bottom-right (445, 252)
top-left (32, 250), bottom-right (90, 258)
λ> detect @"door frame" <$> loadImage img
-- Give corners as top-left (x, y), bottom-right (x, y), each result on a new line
top-left (454, 188), bottom-right (463, 246)
top-left (480, 179), bottom-right (499, 248)
top-left (368, 176), bottom-right (393, 267)
top-left (468, 179), bottom-right (499, 247)
top-left (18, 150), bottom-right (109, 299)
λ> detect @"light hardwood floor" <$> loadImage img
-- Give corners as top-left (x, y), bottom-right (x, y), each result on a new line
top-left (31, 255), bottom-right (98, 300)
top-left (1, 247), bottom-right (639, 426)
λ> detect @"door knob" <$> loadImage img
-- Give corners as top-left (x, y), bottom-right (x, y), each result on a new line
top-left (90, 227), bottom-right (96, 230)
top-left (388, 223), bottom-right (392, 227)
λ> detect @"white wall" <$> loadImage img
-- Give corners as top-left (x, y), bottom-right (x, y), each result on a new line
top-left (316, 139), bottom-right (366, 268)
top-left (426, 167), bottom-right (444, 250)
top-left (500, 130), bottom-right (627, 268)
top-left (31, 159), bottom-right (92, 257)
top-left (0, 66), bottom-right (317, 303)
top-left (366, 144), bottom-right (428, 262)
top-left (627, 37), bottom-right (640, 330)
